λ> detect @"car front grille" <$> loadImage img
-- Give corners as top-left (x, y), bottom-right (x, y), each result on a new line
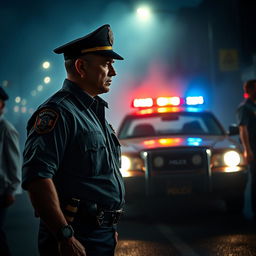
top-left (148, 147), bottom-right (209, 173)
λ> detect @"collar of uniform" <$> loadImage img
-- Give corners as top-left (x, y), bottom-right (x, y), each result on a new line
top-left (62, 79), bottom-right (95, 108)
top-left (94, 96), bottom-right (109, 108)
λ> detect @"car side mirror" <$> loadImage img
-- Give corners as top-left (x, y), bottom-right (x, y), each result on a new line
top-left (228, 124), bottom-right (239, 136)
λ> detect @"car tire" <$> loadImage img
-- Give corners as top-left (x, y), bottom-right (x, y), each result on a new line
top-left (225, 196), bottom-right (244, 214)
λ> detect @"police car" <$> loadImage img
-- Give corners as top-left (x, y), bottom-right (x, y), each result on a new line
top-left (117, 96), bottom-right (248, 213)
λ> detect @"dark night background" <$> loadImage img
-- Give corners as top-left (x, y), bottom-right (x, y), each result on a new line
top-left (1, 1), bottom-right (256, 255)
top-left (1, 0), bottom-right (256, 148)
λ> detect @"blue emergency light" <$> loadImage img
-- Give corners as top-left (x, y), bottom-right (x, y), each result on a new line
top-left (132, 96), bottom-right (204, 108)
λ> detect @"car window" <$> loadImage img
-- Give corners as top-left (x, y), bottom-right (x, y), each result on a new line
top-left (118, 112), bottom-right (225, 139)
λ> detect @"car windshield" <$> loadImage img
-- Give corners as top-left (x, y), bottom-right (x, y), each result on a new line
top-left (118, 111), bottom-right (225, 139)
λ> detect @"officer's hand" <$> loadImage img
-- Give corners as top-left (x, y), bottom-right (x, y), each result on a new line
top-left (115, 231), bottom-right (118, 244)
top-left (58, 237), bottom-right (86, 256)
top-left (3, 194), bottom-right (15, 208)
top-left (244, 150), bottom-right (254, 163)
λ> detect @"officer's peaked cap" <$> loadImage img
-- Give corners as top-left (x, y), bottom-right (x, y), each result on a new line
top-left (53, 24), bottom-right (124, 60)
top-left (0, 86), bottom-right (9, 101)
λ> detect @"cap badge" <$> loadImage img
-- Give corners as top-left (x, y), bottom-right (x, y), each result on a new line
top-left (108, 27), bottom-right (114, 46)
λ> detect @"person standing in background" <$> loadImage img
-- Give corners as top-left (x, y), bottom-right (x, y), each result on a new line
top-left (0, 86), bottom-right (22, 255)
top-left (237, 79), bottom-right (256, 219)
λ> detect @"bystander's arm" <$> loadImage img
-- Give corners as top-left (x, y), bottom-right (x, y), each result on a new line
top-left (3, 126), bottom-right (21, 207)
top-left (4, 128), bottom-right (21, 195)
top-left (239, 125), bottom-right (254, 163)
top-left (27, 178), bottom-right (86, 256)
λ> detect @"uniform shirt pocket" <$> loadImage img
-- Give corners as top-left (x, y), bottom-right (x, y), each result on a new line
top-left (110, 133), bottom-right (121, 168)
top-left (79, 131), bottom-right (108, 176)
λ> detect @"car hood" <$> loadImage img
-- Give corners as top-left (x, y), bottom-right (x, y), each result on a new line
top-left (119, 135), bottom-right (241, 153)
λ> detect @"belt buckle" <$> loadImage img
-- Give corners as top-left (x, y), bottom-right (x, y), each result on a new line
top-left (96, 211), bottom-right (104, 227)
top-left (111, 209), bottom-right (123, 225)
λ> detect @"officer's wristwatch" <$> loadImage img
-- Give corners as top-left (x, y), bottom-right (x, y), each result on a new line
top-left (56, 225), bottom-right (74, 241)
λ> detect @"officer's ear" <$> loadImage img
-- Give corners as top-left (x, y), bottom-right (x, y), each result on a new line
top-left (74, 59), bottom-right (88, 78)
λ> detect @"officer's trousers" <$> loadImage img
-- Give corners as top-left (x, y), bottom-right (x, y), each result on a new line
top-left (38, 220), bottom-right (117, 256)
top-left (0, 196), bottom-right (12, 256)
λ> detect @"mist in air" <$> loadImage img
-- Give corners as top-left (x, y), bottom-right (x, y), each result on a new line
top-left (0, 0), bottom-right (204, 130)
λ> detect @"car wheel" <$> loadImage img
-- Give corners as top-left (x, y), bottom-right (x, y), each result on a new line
top-left (225, 196), bottom-right (244, 214)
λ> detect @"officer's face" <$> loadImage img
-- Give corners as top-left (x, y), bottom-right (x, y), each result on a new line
top-left (82, 55), bottom-right (116, 96)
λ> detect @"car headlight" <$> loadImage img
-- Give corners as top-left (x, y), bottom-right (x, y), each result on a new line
top-left (223, 151), bottom-right (241, 167)
top-left (212, 150), bottom-right (244, 170)
top-left (120, 156), bottom-right (132, 173)
top-left (120, 154), bottom-right (145, 177)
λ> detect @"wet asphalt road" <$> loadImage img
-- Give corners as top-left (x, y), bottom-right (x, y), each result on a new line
top-left (4, 188), bottom-right (256, 256)
top-left (116, 199), bottom-right (256, 256)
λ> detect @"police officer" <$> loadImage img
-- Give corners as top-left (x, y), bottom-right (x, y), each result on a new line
top-left (0, 86), bottom-right (21, 256)
top-left (22, 24), bottom-right (125, 256)
top-left (237, 79), bottom-right (256, 218)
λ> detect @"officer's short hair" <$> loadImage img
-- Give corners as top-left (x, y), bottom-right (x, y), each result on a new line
top-left (64, 54), bottom-right (96, 74)
top-left (243, 79), bottom-right (256, 94)
top-left (64, 59), bottom-right (76, 74)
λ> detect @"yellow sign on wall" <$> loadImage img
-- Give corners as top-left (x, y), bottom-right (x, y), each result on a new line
top-left (219, 49), bottom-right (239, 72)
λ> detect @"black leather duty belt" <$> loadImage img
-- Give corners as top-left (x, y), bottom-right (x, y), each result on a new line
top-left (62, 198), bottom-right (124, 227)
top-left (96, 209), bottom-right (124, 226)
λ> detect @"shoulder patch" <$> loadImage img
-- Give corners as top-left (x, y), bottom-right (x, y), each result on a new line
top-left (34, 108), bottom-right (59, 134)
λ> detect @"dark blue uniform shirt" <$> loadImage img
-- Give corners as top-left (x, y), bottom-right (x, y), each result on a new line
top-left (237, 98), bottom-right (256, 152)
top-left (22, 79), bottom-right (125, 210)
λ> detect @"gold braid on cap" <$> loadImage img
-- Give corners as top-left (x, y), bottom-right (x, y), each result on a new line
top-left (81, 46), bottom-right (113, 54)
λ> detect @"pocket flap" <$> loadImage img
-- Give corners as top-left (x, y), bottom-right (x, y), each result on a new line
top-left (80, 131), bottom-right (106, 151)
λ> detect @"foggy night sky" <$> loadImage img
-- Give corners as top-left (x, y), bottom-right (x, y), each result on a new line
top-left (0, 0), bottom-right (204, 130)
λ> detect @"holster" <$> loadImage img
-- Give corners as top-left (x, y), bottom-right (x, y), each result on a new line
top-left (78, 202), bottom-right (124, 227)
top-left (63, 198), bottom-right (80, 223)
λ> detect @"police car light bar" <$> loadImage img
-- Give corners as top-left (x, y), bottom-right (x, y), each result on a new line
top-left (186, 96), bottom-right (204, 105)
top-left (132, 96), bottom-right (204, 108)
top-left (132, 98), bottom-right (153, 108)
top-left (156, 97), bottom-right (181, 106)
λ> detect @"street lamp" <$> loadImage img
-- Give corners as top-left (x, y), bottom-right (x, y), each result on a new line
top-left (37, 85), bottom-right (43, 92)
top-left (43, 76), bottom-right (51, 84)
top-left (42, 61), bottom-right (50, 69)
top-left (136, 6), bottom-right (152, 21)
top-left (15, 96), bottom-right (21, 103)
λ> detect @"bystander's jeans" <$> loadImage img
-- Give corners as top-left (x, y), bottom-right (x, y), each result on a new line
top-left (0, 196), bottom-right (12, 256)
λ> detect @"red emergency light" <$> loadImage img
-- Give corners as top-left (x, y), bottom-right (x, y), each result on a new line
top-left (132, 96), bottom-right (204, 108)
top-left (132, 98), bottom-right (153, 108)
